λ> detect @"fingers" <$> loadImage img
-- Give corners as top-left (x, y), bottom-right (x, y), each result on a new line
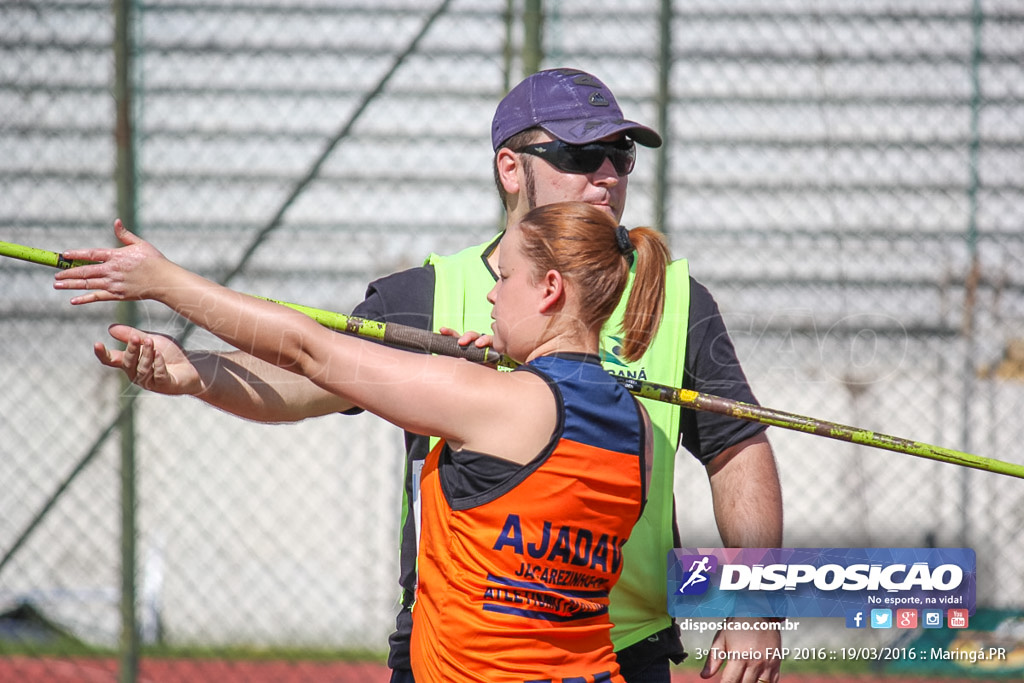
top-left (700, 626), bottom-right (782, 683)
top-left (439, 327), bottom-right (494, 349)
top-left (107, 323), bottom-right (135, 344)
top-left (121, 332), bottom-right (144, 378)
top-left (472, 333), bottom-right (494, 348)
top-left (149, 341), bottom-right (169, 385)
top-left (55, 261), bottom-right (111, 278)
top-left (71, 291), bottom-right (119, 305)
top-left (439, 327), bottom-right (485, 348)
top-left (53, 264), bottom-right (122, 302)
top-left (136, 337), bottom-right (158, 381)
top-left (94, 327), bottom-right (156, 386)
top-left (700, 629), bottom-right (727, 679)
top-left (121, 333), bottom-right (161, 385)
top-left (59, 219), bottom-right (139, 263)
top-left (740, 662), bottom-right (779, 683)
top-left (54, 267), bottom-right (134, 304)
top-left (113, 218), bottom-right (143, 247)
top-left (703, 656), bottom-right (771, 683)
top-left (94, 342), bottom-right (122, 369)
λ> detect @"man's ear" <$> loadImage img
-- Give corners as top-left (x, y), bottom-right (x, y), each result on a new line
top-left (538, 269), bottom-right (565, 314)
top-left (496, 148), bottom-right (521, 194)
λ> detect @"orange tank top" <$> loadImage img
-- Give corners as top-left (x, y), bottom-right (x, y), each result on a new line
top-left (411, 355), bottom-right (646, 683)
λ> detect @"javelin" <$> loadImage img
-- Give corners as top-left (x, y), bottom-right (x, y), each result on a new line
top-left (4, 239), bottom-right (1023, 480)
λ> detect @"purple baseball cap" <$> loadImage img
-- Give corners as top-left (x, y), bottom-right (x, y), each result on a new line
top-left (492, 68), bottom-right (662, 151)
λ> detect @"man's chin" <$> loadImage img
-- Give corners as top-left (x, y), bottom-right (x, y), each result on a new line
top-left (591, 203), bottom-right (620, 220)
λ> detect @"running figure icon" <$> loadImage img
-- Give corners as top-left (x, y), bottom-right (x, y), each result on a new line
top-left (678, 556), bottom-right (713, 594)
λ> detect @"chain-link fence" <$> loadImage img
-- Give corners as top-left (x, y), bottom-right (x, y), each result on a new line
top-left (2, 0), bottom-right (1022, 680)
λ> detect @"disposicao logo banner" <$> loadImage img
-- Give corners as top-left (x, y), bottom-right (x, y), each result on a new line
top-left (668, 548), bottom-right (976, 619)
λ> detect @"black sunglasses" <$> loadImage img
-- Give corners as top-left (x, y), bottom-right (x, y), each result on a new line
top-left (513, 138), bottom-right (636, 176)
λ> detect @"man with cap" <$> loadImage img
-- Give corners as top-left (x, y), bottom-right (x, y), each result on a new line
top-left (88, 67), bottom-right (784, 683)
top-left (393, 66), bottom-right (783, 683)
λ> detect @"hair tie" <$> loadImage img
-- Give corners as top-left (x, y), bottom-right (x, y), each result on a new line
top-left (615, 225), bottom-right (634, 256)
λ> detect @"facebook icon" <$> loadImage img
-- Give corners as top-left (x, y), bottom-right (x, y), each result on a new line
top-left (845, 610), bottom-right (867, 629)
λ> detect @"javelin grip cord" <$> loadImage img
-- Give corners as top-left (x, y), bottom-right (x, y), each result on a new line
top-left (3, 238), bottom-right (1023, 479)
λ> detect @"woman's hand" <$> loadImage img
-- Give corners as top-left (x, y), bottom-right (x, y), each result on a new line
top-left (54, 219), bottom-right (170, 304)
top-left (95, 324), bottom-right (205, 396)
top-left (439, 327), bottom-right (495, 350)
top-left (438, 327), bottom-right (499, 367)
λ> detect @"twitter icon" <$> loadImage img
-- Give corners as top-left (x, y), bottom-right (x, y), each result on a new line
top-left (871, 609), bottom-right (892, 629)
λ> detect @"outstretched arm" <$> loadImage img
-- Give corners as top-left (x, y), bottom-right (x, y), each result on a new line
top-left (54, 221), bottom-right (549, 455)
